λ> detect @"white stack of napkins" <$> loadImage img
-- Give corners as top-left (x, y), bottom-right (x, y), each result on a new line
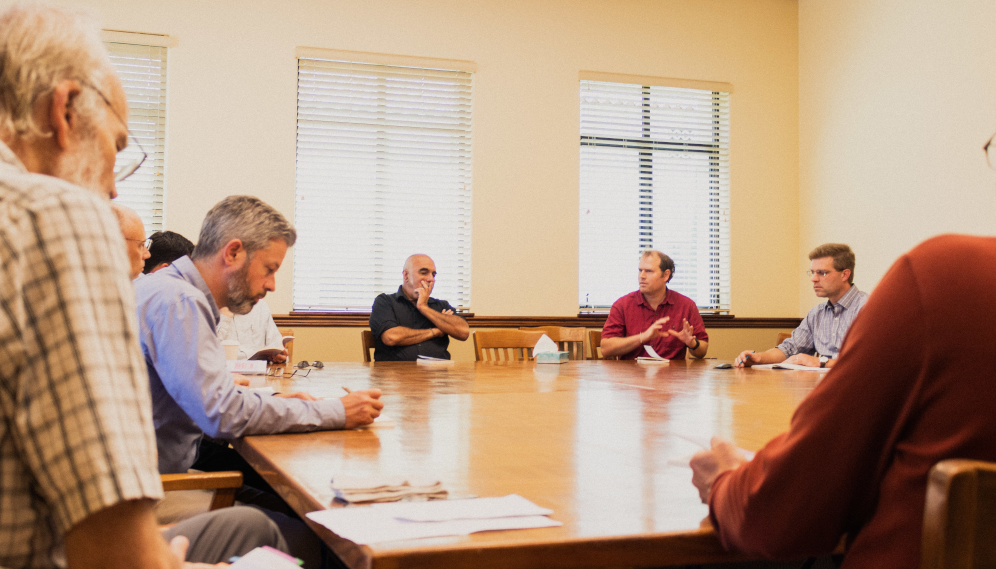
top-left (331, 475), bottom-right (448, 503)
top-left (307, 494), bottom-right (561, 544)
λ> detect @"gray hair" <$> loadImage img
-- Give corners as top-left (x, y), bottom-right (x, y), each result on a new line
top-left (0, 4), bottom-right (113, 140)
top-left (191, 195), bottom-right (297, 260)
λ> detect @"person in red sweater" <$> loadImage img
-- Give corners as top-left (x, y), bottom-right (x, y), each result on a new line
top-left (691, 233), bottom-right (996, 568)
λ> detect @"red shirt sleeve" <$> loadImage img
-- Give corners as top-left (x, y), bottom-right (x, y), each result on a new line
top-left (601, 297), bottom-right (628, 339)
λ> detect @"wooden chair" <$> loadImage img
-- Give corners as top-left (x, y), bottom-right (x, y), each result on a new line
top-left (588, 330), bottom-right (617, 360)
top-left (922, 459), bottom-right (996, 569)
top-left (361, 330), bottom-right (375, 363)
top-left (278, 327), bottom-right (294, 364)
top-left (519, 326), bottom-right (586, 360)
top-left (157, 470), bottom-right (244, 524)
top-left (474, 330), bottom-right (545, 362)
top-left (776, 332), bottom-right (792, 346)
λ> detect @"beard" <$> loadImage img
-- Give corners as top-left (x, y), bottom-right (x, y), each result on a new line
top-left (226, 260), bottom-right (262, 315)
top-left (52, 127), bottom-right (109, 196)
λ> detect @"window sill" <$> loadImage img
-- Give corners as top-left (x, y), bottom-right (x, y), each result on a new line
top-left (274, 312), bottom-right (801, 329)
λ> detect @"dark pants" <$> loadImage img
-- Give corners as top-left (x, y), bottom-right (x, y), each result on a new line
top-left (192, 437), bottom-right (297, 517)
top-left (191, 438), bottom-right (335, 568)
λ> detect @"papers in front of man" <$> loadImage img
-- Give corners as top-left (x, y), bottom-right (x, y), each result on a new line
top-left (637, 344), bottom-right (669, 364)
top-left (752, 363), bottom-right (831, 372)
top-left (226, 359), bottom-right (267, 374)
top-left (417, 355), bottom-right (454, 366)
top-left (306, 494), bottom-right (562, 544)
top-left (230, 546), bottom-right (303, 568)
top-left (331, 475), bottom-right (447, 503)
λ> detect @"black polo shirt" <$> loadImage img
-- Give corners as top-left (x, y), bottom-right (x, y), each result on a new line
top-left (369, 286), bottom-right (461, 361)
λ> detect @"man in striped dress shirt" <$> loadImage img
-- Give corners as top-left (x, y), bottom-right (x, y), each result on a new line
top-left (735, 243), bottom-right (869, 369)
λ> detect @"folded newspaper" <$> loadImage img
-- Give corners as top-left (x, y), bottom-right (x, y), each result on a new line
top-left (331, 475), bottom-right (448, 503)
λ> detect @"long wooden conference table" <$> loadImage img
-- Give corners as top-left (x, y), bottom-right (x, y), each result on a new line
top-left (233, 359), bottom-right (824, 569)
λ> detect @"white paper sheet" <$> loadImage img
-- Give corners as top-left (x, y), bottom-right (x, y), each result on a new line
top-left (306, 508), bottom-right (561, 544)
top-left (307, 495), bottom-right (560, 544)
top-left (373, 494), bottom-right (552, 522)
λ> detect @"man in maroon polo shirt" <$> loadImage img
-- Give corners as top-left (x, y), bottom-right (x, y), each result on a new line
top-left (600, 250), bottom-right (709, 360)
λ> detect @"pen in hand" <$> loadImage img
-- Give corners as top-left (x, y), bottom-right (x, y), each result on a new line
top-left (342, 386), bottom-right (352, 394)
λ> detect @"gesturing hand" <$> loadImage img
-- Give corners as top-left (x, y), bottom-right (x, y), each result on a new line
top-left (668, 318), bottom-right (696, 346)
top-left (639, 317), bottom-right (670, 343)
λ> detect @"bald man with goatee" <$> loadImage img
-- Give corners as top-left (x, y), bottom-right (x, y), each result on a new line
top-left (369, 254), bottom-right (470, 361)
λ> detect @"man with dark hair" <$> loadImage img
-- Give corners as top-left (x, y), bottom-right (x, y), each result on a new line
top-left (600, 250), bottom-right (708, 360)
top-left (145, 230), bottom-right (195, 274)
top-left (735, 243), bottom-right (868, 369)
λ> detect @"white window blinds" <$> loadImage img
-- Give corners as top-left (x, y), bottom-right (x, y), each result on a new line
top-left (294, 58), bottom-right (473, 312)
top-left (105, 42), bottom-right (168, 233)
top-left (578, 80), bottom-right (730, 311)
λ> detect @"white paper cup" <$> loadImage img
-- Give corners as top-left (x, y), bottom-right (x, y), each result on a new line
top-left (221, 340), bottom-right (239, 360)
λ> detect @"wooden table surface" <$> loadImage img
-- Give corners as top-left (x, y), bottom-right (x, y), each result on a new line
top-left (233, 359), bottom-right (823, 569)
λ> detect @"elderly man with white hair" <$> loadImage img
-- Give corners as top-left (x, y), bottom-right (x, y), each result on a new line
top-left (111, 202), bottom-right (152, 279)
top-left (0, 5), bottom-right (287, 568)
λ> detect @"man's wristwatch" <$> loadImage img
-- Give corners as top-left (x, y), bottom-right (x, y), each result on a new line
top-left (690, 338), bottom-right (700, 351)
top-left (819, 355), bottom-right (829, 368)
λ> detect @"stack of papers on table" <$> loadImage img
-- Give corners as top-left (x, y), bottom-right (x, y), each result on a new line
top-left (637, 344), bottom-right (669, 365)
top-left (306, 494), bottom-right (561, 544)
top-left (752, 363), bottom-right (831, 372)
top-left (417, 355), bottom-right (455, 366)
top-left (331, 475), bottom-right (448, 503)
top-left (230, 546), bottom-right (302, 568)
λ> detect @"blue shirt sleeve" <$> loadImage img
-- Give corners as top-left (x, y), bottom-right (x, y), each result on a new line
top-left (143, 289), bottom-right (346, 440)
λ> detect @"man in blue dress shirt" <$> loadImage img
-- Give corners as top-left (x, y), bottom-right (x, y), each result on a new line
top-left (135, 196), bottom-right (384, 474)
top-left (735, 243), bottom-right (869, 369)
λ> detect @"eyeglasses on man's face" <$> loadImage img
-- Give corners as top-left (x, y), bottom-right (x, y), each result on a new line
top-left (79, 80), bottom-right (147, 182)
top-left (126, 237), bottom-right (152, 250)
top-left (807, 269), bottom-right (836, 278)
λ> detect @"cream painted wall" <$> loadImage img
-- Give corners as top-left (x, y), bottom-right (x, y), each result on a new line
top-left (84, 0), bottom-right (800, 317)
top-left (799, 0), bottom-right (996, 314)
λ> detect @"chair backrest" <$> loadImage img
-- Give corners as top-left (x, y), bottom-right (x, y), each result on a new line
top-left (518, 326), bottom-right (586, 360)
top-left (474, 330), bottom-right (545, 362)
top-left (922, 459), bottom-right (996, 569)
top-left (361, 330), bottom-right (375, 363)
top-left (278, 327), bottom-right (294, 364)
top-left (588, 330), bottom-right (617, 360)
top-left (776, 332), bottom-right (792, 346)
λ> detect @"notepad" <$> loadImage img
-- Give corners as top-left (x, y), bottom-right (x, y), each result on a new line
top-left (637, 345), bottom-right (669, 364)
top-left (230, 546), bottom-right (302, 568)
top-left (417, 355), bottom-right (454, 366)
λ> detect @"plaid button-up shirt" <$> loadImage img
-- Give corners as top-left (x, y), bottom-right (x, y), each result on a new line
top-left (778, 285), bottom-right (869, 359)
top-left (0, 141), bottom-right (162, 567)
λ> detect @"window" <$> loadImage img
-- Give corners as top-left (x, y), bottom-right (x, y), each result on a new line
top-left (578, 78), bottom-right (730, 311)
top-left (293, 55), bottom-right (473, 312)
top-left (105, 40), bottom-right (168, 233)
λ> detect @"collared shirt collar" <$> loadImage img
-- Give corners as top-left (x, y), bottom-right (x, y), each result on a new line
top-left (826, 284), bottom-right (862, 311)
top-left (0, 140), bottom-right (28, 173)
top-left (638, 287), bottom-right (672, 310)
top-left (168, 256), bottom-right (222, 324)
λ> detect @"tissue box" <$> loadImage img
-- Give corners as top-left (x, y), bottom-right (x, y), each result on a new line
top-left (536, 351), bottom-right (569, 364)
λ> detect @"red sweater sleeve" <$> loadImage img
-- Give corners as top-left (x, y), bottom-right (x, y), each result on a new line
top-left (708, 254), bottom-right (928, 558)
